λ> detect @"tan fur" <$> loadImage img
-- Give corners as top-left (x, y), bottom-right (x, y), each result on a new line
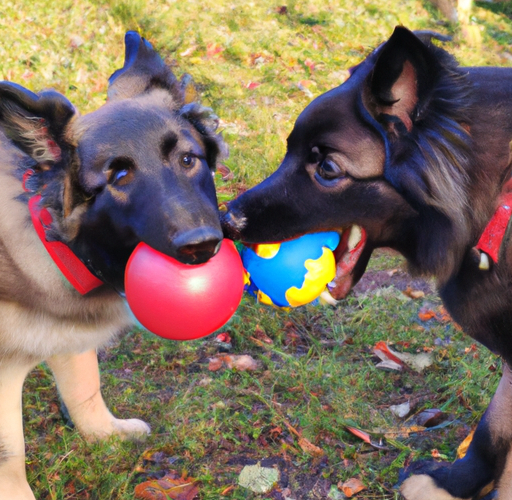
top-left (400, 474), bottom-right (469, 500)
top-left (0, 31), bottom-right (226, 499)
top-left (0, 136), bottom-right (149, 499)
top-left (498, 449), bottom-right (512, 497)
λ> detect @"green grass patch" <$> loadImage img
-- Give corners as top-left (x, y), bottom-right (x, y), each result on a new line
top-left (4, 0), bottom-right (511, 498)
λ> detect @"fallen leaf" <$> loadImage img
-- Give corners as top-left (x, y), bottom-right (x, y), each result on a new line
top-left (413, 409), bottom-right (446, 428)
top-left (373, 341), bottom-right (404, 371)
top-left (464, 343), bottom-right (477, 354)
top-left (298, 436), bottom-right (325, 457)
top-left (21, 70), bottom-right (34, 80)
top-left (208, 354), bottom-right (259, 372)
top-left (345, 426), bottom-right (371, 444)
top-left (208, 357), bottom-right (225, 371)
top-left (134, 472), bottom-right (198, 500)
top-left (328, 485), bottom-right (345, 499)
top-left (339, 478), bottom-right (367, 497)
top-left (269, 426), bottom-right (283, 439)
top-left (389, 401), bottom-right (411, 418)
top-left (69, 34), bottom-right (84, 48)
top-left (282, 419), bottom-right (325, 456)
top-left (297, 81), bottom-right (313, 97)
top-left (304, 59), bottom-right (316, 71)
top-left (253, 325), bottom-right (273, 344)
top-left (403, 286), bottom-right (425, 299)
top-left (393, 350), bottom-right (433, 373)
top-left (180, 46), bottom-right (197, 57)
top-left (215, 332), bottom-right (232, 344)
top-left (345, 426), bottom-right (388, 450)
top-left (457, 429), bottom-right (475, 459)
top-left (436, 306), bottom-right (452, 322)
top-left (206, 43), bottom-right (224, 58)
top-left (216, 164), bottom-right (233, 181)
top-left (238, 463), bottom-right (279, 494)
top-left (375, 359), bottom-right (403, 371)
top-left (373, 341), bottom-right (433, 373)
top-left (220, 485), bottom-right (235, 496)
top-left (431, 448), bottom-right (448, 460)
top-left (419, 305), bottom-right (453, 323)
top-left (246, 81), bottom-right (261, 89)
top-left (284, 330), bottom-right (301, 347)
top-left (226, 355), bottom-right (258, 371)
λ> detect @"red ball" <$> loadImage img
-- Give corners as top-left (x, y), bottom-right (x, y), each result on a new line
top-left (125, 240), bottom-right (245, 340)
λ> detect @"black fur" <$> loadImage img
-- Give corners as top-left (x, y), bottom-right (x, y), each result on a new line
top-left (0, 31), bottom-right (227, 291)
top-left (223, 26), bottom-right (512, 498)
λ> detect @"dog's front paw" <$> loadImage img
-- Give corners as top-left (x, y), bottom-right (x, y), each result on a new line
top-left (82, 416), bottom-right (151, 442)
top-left (400, 475), bottom-right (468, 500)
top-left (111, 417), bottom-right (151, 440)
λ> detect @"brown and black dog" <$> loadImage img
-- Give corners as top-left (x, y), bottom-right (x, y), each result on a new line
top-left (223, 27), bottom-right (512, 499)
top-left (0, 32), bottom-right (225, 499)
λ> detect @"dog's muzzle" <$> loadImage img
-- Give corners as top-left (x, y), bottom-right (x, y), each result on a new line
top-left (220, 209), bottom-right (246, 240)
top-left (173, 227), bottom-right (223, 264)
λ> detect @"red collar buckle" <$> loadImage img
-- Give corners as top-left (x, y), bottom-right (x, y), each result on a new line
top-left (476, 191), bottom-right (512, 264)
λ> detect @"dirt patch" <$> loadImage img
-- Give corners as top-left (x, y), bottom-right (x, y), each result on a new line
top-left (353, 249), bottom-right (435, 297)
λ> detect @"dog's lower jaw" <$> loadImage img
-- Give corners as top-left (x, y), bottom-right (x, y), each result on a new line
top-left (329, 225), bottom-right (368, 299)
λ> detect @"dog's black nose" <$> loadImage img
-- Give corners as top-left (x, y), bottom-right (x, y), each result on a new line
top-left (173, 227), bottom-right (223, 264)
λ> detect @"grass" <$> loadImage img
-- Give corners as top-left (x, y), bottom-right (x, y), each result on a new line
top-left (2, 0), bottom-right (511, 498)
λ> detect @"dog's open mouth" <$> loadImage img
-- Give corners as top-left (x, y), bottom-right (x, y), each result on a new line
top-left (327, 225), bottom-right (367, 301)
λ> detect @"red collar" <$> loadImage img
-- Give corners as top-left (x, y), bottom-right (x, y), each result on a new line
top-left (476, 191), bottom-right (512, 264)
top-left (25, 170), bottom-right (103, 294)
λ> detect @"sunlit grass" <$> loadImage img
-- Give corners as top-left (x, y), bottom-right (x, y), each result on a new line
top-left (3, 0), bottom-right (511, 497)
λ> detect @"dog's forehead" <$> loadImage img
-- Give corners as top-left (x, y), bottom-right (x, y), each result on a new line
top-left (293, 87), bottom-right (371, 147)
top-left (73, 99), bottom-right (200, 151)
top-left (289, 74), bottom-right (385, 177)
top-left (78, 99), bottom-right (173, 134)
top-left (292, 60), bottom-right (374, 143)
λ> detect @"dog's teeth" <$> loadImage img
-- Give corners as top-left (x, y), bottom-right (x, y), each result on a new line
top-left (479, 252), bottom-right (490, 271)
top-left (347, 225), bottom-right (362, 251)
top-left (320, 290), bottom-right (338, 306)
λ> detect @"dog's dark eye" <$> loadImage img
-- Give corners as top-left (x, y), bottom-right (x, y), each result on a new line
top-left (316, 158), bottom-right (343, 181)
top-left (107, 157), bottom-right (135, 186)
top-left (180, 154), bottom-right (197, 169)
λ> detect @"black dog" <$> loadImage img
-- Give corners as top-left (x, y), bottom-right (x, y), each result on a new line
top-left (224, 26), bottom-right (512, 499)
top-left (0, 32), bottom-right (225, 499)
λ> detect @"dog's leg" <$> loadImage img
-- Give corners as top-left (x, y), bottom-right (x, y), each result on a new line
top-left (47, 349), bottom-right (150, 441)
top-left (497, 448), bottom-right (512, 497)
top-left (0, 359), bottom-right (37, 500)
top-left (401, 363), bottom-right (512, 500)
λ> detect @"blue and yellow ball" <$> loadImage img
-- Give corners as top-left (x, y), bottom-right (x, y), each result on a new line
top-left (241, 232), bottom-right (340, 307)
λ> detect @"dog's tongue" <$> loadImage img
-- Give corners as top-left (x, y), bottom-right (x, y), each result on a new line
top-left (328, 226), bottom-right (367, 300)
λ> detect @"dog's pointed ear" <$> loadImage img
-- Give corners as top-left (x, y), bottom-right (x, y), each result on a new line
top-left (108, 31), bottom-right (183, 105)
top-left (0, 82), bottom-right (76, 163)
top-left (363, 26), bottom-right (440, 136)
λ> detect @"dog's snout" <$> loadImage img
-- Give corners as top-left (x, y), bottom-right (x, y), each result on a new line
top-left (220, 206), bottom-right (246, 239)
top-left (174, 227), bottom-right (223, 264)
